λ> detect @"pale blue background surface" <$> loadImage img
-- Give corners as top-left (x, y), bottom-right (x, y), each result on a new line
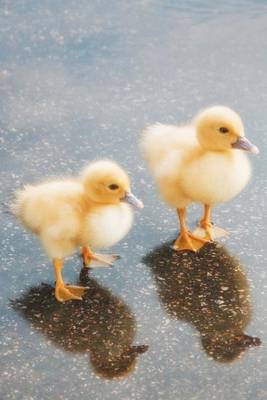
top-left (0, 1), bottom-right (266, 399)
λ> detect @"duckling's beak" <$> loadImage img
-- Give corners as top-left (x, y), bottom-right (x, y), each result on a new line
top-left (231, 137), bottom-right (259, 154)
top-left (121, 191), bottom-right (144, 209)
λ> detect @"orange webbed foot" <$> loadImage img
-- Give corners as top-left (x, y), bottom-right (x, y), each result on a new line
top-left (55, 284), bottom-right (88, 302)
top-left (81, 247), bottom-right (119, 268)
top-left (173, 231), bottom-right (209, 252)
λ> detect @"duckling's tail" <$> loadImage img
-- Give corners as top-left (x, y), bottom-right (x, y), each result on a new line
top-left (10, 185), bottom-right (41, 233)
top-left (140, 123), bottom-right (179, 174)
top-left (9, 187), bottom-right (28, 218)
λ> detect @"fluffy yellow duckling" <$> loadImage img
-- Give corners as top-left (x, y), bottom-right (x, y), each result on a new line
top-left (141, 106), bottom-right (259, 251)
top-left (12, 160), bottom-right (143, 302)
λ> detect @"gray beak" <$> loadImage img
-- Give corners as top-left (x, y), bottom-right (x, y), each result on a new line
top-left (121, 191), bottom-right (144, 209)
top-left (231, 137), bottom-right (259, 154)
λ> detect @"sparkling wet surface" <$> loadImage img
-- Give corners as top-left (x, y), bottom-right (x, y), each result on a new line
top-left (0, 1), bottom-right (267, 399)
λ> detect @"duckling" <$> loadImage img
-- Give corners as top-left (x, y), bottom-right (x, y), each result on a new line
top-left (141, 106), bottom-right (259, 251)
top-left (11, 160), bottom-right (143, 302)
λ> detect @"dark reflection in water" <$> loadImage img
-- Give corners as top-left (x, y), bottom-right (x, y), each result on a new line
top-left (11, 268), bottom-right (148, 379)
top-left (143, 242), bottom-right (261, 362)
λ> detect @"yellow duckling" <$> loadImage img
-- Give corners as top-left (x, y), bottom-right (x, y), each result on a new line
top-left (141, 106), bottom-right (259, 251)
top-left (12, 160), bottom-right (143, 302)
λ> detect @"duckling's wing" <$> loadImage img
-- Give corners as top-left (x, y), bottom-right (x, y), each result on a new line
top-left (140, 123), bottom-right (197, 174)
top-left (40, 207), bottom-right (81, 258)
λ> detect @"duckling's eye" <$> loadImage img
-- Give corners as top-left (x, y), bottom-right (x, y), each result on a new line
top-left (108, 184), bottom-right (119, 190)
top-left (219, 127), bottom-right (229, 134)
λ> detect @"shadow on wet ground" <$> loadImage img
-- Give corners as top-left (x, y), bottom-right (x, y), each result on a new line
top-left (11, 268), bottom-right (148, 380)
top-left (143, 242), bottom-right (261, 363)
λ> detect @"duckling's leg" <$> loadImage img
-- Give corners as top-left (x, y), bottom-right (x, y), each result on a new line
top-left (199, 204), bottom-right (213, 240)
top-left (53, 258), bottom-right (87, 302)
top-left (173, 208), bottom-right (209, 252)
top-left (193, 204), bottom-right (228, 240)
top-left (81, 246), bottom-right (119, 268)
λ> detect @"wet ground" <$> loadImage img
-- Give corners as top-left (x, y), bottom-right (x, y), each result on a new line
top-left (0, 1), bottom-right (267, 399)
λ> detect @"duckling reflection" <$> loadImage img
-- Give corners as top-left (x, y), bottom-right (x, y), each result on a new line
top-left (11, 268), bottom-right (148, 379)
top-left (143, 242), bottom-right (260, 362)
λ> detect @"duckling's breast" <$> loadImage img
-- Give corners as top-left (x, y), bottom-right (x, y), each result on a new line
top-left (82, 203), bottom-right (133, 248)
top-left (181, 151), bottom-right (251, 204)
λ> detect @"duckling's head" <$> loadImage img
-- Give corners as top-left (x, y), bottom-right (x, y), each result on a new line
top-left (81, 160), bottom-right (143, 208)
top-left (195, 106), bottom-right (259, 154)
